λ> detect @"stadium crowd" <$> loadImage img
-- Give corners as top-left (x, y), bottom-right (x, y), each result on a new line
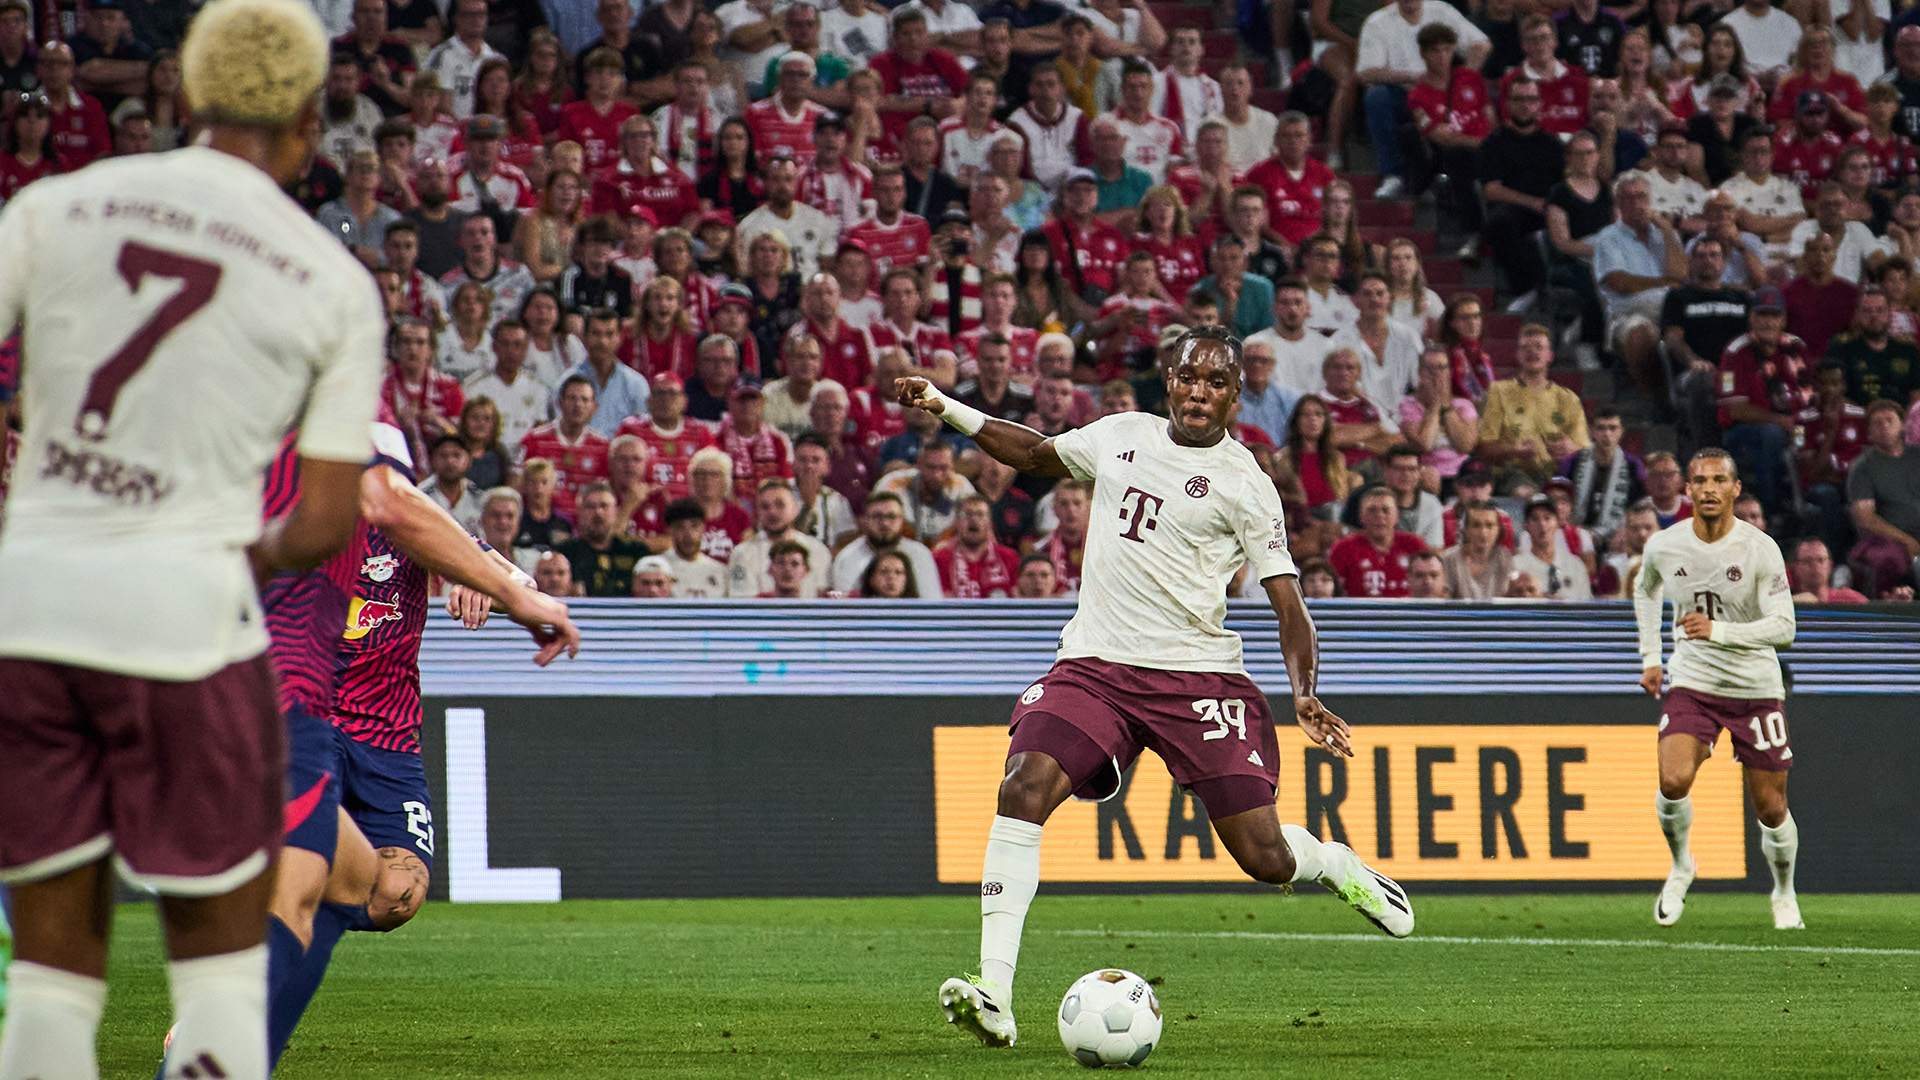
top-left (1, 0), bottom-right (1919, 601)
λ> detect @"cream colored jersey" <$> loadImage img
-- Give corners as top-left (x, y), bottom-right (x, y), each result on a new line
top-left (1634, 518), bottom-right (1795, 700)
top-left (0, 148), bottom-right (385, 679)
top-left (1050, 412), bottom-right (1298, 674)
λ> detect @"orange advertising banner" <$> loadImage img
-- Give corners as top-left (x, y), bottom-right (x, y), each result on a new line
top-left (934, 725), bottom-right (1747, 883)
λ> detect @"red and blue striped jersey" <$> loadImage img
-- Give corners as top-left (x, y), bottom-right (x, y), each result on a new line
top-left (327, 423), bottom-right (428, 754)
top-left (260, 432), bottom-right (349, 719)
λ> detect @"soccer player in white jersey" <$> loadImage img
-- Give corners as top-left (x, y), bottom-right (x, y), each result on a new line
top-left (896, 326), bottom-right (1412, 1050)
top-left (1634, 448), bottom-right (1802, 930)
top-left (0, 1), bottom-right (385, 1078)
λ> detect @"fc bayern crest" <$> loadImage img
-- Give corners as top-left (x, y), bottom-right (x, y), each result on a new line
top-left (1185, 476), bottom-right (1210, 498)
top-left (1728, 565), bottom-right (1743, 581)
top-left (1021, 683), bottom-right (1045, 705)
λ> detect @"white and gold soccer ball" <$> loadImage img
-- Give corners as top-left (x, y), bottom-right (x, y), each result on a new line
top-left (1057, 968), bottom-right (1163, 1068)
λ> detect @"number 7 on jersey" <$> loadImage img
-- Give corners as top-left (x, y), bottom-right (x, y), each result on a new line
top-left (76, 241), bottom-right (223, 441)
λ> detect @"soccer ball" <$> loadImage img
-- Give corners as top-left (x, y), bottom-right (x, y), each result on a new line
top-left (1057, 968), bottom-right (1162, 1068)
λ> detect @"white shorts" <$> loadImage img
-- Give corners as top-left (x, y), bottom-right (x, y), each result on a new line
top-left (1606, 291), bottom-right (1667, 350)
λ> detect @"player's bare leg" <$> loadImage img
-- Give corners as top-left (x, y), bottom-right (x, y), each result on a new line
top-left (1654, 733), bottom-right (1711, 926)
top-left (261, 809), bottom-right (381, 1066)
top-left (1212, 806), bottom-right (1413, 937)
top-left (0, 859), bottom-right (113, 1080)
top-left (1745, 768), bottom-right (1802, 929)
top-left (939, 752), bottom-right (1074, 1049)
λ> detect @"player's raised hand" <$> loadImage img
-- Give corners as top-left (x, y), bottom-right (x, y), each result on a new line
top-left (1295, 695), bottom-right (1352, 757)
top-left (1640, 664), bottom-right (1664, 697)
top-left (445, 584), bottom-right (493, 629)
top-left (894, 376), bottom-right (944, 413)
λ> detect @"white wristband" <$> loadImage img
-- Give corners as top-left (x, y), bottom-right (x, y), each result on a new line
top-left (931, 387), bottom-right (988, 437)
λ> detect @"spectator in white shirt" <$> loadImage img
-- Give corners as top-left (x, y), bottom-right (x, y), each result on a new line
top-left (479, 487), bottom-right (544, 576)
top-left (1719, 0), bottom-right (1802, 83)
top-left (423, 0), bottom-right (506, 120)
top-left (1355, 0), bottom-right (1489, 199)
top-left (1789, 181), bottom-right (1894, 284)
top-left (420, 434), bottom-right (490, 536)
top-left (1203, 61), bottom-right (1279, 174)
top-left (1512, 494), bottom-right (1593, 600)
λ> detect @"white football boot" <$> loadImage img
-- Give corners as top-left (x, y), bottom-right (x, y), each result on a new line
top-left (1321, 842), bottom-right (1414, 937)
top-left (1772, 892), bottom-right (1805, 930)
top-left (1654, 854), bottom-right (1696, 926)
top-left (939, 975), bottom-right (1017, 1047)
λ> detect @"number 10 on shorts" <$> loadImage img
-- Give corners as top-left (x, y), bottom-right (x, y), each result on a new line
top-left (1749, 711), bottom-right (1788, 752)
top-left (1192, 698), bottom-right (1247, 741)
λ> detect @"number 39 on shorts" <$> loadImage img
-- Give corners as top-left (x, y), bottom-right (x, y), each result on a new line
top-left (1192, 698), bottom-right (1247, 741)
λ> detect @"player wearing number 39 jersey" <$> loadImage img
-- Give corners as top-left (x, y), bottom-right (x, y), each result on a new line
top-left (1635, 447), bottom-right (1802, 932)
top-left (897, 325), bottom-right (1413, 1053)
top-left (0, 3), bottom-right (384, 1079)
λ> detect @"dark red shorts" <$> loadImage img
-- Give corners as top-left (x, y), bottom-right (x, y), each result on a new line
top-left (1009, 657), bottom-right (1281, 819)
top-left (1660, 686), bottom-right (1793, 772)
top-left (0, 656), bottom-right (285, 894)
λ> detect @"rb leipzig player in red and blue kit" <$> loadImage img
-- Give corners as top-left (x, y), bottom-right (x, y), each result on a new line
top-left (257, 419), bottom-right (578, 1068)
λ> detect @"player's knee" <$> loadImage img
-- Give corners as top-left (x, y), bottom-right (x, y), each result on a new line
top-left (367, 850), bottom-right (429, 931)
top-left (1657, 773), bottom-right (1692, 801)
top-left (996, 757), bottom-right (1065, 822)
top-left (1751, 788), bottom-right (1789, 828)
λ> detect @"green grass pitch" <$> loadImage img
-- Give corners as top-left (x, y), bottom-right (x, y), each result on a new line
top-left (82, 893), bottom-right (1920, 1078)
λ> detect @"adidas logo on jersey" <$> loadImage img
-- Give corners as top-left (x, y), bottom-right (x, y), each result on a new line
top-left (1673, 567), bottom-right (1687, 577)
top-left (1247, 750), bottom-right (1264, 766)
top-left (1116, 450), bottom-right (1135, 462)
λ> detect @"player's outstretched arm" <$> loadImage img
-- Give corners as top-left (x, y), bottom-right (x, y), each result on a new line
top-left (252, 458), bottom-right (366, 580)
top-left (895, 377), bottom-right (1072, 478)
top-left (362, 466), bottom-right (582, 665)
top-left (1264, 573), bottom-right (1352, 757)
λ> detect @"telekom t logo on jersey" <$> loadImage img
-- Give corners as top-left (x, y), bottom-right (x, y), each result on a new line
top-left (1118, 487), bottom-right (1164, 543)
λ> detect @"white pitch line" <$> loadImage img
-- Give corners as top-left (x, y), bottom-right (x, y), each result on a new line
top-left (1048, 928), bottom-right (1920, 957)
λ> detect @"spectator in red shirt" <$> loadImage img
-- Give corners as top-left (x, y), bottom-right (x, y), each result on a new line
top-left (789, 273), bottom-right (876, 388)
top-left (867, 267), bottom-right (954, 372)
top-left (1501, 14), bottom-right (1588, 136)
top-left (1130, 185), bottom-right (1206, 305)
top-left (38, 42), bottom-right (109, 170)
top-left (383, 318), bottom-right (464, 462)
top-left (1797, 359), bottom-right (1869, 556)
top-left (1041, 167), bottom-right (1127, 297)
top-left (1782, 231), bottom-right (1858, 360)
top-left (0, 91), bottom-right (59, 201)
top-left (1790, 536), bottom-right (1869, 602)
top-left (1327, 486), bottom-right (1428, 598)
top-left (559, 47), bottom-right (639, 176)
top-left (807, 384), bottom-right (874, 508)
top-left (870, 8), bottom-right (969, 143)
top-left (1091, 251), bottom-right (1184, 373)
top-left (1770, 27), bottom-right (1866, 131)
top-left (633, 275), bottom-right (700, 379)
top-left (935, 494), bottom-right (1022, 597)
top-left (1719, 287), bottom-right (1811, 514)
top-left (593, 115), bottom-right (699, 229)
top-left (1244, 111), bottom-right (1333, 251)
top-left (718, 380), bottom-right (795, 508)
top-left (1319, 348), bottom-right (1400, 471)
top-left (1406, 23), bottom-right (1492, 250)
top-left (1773, 89), bottom-right (1847, 202)
top-left (520, 375), bottom-right (613, 517)
top-left (845, 165), bottom-right (935, 277)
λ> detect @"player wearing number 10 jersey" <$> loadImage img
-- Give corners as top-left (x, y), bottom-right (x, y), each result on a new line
top-left (1635, 447), bottom-right (1802, 931)
top-left (897, 326), bottom-right (1412, 1052)
top-left (0, 2), bottom-right (383, 1077)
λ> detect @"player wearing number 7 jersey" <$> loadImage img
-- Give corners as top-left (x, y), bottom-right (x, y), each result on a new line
top-left (897, 325), bottom-right (1412, 1052)
top-left (0, 2), bottom-right (384, 1079)
top-left (1634, 447), bottom-right (1802, 931)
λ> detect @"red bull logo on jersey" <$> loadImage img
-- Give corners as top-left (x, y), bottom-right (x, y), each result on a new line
top-left (361, 553), bottom-right (400, 582)
top-left (344, 597), bottom-right (404, 640)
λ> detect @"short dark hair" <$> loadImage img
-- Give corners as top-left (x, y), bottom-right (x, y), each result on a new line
top-left (558, 374), bottom-right (597, 399)
top-left (491, 317), bottom-right (528, 336)
top-left (1688, 446), bottom-right (1737, 473)
top-left (1591, 406), bottom-right (1622, 423)
top-left (428, 432), bottom-right (467, 455)
top-left (1416, 23), bottom-right (1457, 50)
top-left (384, 219), bottom-right (418, 240)
top-left (1120, 58), bottom-right (1154, 81)
top-left (577, 215), bottom-right (620, 245)
top-left (1019, 551), bottom-right (1054, 571)
top-left (585, 306), bottom-right (622, 328)
top-left (1386, 442), bottom-right (1423, 464)
top-left (769, 538), bottom-right (812, 564)
top-left (663, 497), bottom-right (706, 527)
top-left (794, 432), bottom-right (831, 453)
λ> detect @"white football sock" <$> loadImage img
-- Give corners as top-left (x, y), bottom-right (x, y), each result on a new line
top-left (1281, 823), bottom-right (1336, 885)
top-left (1759, 813), bottom-right (1799, 897)
top-left (979, 815), bottom-right (1043, 1000)
top-left (164, 945), bottom-right (268, 1080)
top-left (0, 960), bottom-right (106, 1080)
top-left (1655, 792), bottom-right (1692, 866)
